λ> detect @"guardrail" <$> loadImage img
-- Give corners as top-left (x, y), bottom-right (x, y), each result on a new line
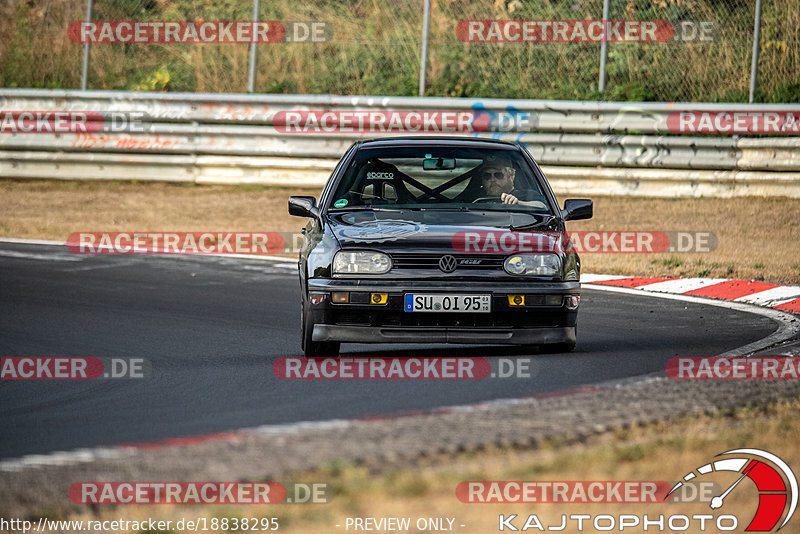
top-left (1, 89), bottom-right (798, 197)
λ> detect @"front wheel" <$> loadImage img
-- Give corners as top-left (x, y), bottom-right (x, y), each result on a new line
top-left (301, 298), bottom-right (340, 357)
top-left (539, 324), bottom-right (577, 353)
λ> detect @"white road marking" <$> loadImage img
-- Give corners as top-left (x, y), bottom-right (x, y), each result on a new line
top-left (0, 448), bottom-right (133, 472)
top-left (0, 237), bottom-right (297, 263)
top-left (579, 274), bottom-right (631, 283)
top-left (0, 250), bottom-right (82, 262)
top-left (635, 277), bottom-right (728, 293)
top-left (0, 237), bottom-right (65, 246)
top-left (735, 285), bottom-right (800, 306)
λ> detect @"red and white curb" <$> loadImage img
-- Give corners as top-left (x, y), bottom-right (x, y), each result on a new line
top-left (582, 274), bottom-right (800, 314)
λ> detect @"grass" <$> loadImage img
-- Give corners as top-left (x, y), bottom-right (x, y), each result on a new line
top-left (47, 398), bottom-right (800, 534)
top-left (567, 195), bottom-right (800, 283)
top-left (2, 179), bottom-right (799, 284)
top-left (1, 0), bottom-right (798, 102)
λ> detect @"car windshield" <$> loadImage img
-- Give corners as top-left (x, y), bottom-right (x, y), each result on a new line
top-left (327, 146), bottom-right (552, 214)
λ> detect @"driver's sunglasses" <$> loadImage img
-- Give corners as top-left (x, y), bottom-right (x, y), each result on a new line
top-left (482, 171), bottom-right (506, 180)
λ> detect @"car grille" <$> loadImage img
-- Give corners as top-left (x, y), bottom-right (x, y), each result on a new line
top-left (390, 253), bottom-right (505, 271)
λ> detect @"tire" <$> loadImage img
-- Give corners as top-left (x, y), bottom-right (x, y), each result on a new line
top-left (301, 297), bottom-right (340, 357)
top-left (539, 324), bottom-right (577, 354)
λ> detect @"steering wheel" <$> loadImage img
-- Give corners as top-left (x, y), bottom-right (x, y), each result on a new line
top-left (472, 196), bottom-right (504, 203)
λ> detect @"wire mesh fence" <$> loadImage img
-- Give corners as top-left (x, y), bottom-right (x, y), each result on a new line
top-left (601, 0), bottom-right (754, 102)
top-left (0, 0), bottom-right (797, 102)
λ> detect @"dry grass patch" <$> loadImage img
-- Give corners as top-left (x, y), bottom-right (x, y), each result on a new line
top-left (47, 399), bottom-right (800, 534)
top-left (568, 196), bottom-right (800, 284)
top-left (1, 179), bottom-right (799, 283)
top-left (0, 180), bottom-right (310, 237)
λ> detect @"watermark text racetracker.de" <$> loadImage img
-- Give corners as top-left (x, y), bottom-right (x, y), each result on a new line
top-left (69, 481), bottom-right (330, 504)
top-left (457, 19), bottom-right (717, 43)
top-left (272, 109), bottom-right (536, 134)
top-left (67, 231), bottom-right (308, 255)
top-left (667, 356), bottom-right (800, 380)
top-left (668, 109), bottom-right (800, 134)
top-left (0, 357), bottom-right (148, 380)
top-left (68, 21), bottom-right (332, 44)
top-left (0, 111), bottom-right (150, 134)
top-left (452, 231), bottom-right (717, 254)
top-left (274, 357), bottom-right (546, 380)
top-left (457, 480), bottom-right (720, 504)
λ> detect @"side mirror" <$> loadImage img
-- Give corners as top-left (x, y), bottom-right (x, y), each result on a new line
top-left (563, 199), bottom-right (593, 221)
top-left (288, 196), bottom-right (319, 218)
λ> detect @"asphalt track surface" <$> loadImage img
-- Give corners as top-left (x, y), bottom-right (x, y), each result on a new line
top-left (0, 242), bottom-right (778, 459)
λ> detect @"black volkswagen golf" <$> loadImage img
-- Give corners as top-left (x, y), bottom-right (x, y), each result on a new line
top-left (289, 137), bottom-right (592, 356)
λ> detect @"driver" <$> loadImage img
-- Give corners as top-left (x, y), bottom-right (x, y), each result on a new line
top-left (478, 156), bottom-right (538, 206)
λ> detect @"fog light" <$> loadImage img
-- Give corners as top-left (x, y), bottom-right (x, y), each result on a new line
top-left (309, 292), bottom-right (327, 305)
top-left (564, 295), bottom-right (581, 310)
top-left (545, 295), bottom-right (563, 306)
top-left (507, 294), bottom-right (525, 306)
top-left (331, 292), bottom-right (349, 304)
top-left (370, 293), bottom-right (388, 304)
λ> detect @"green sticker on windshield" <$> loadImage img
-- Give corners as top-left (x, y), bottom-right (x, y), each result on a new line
top-left (334, 199), bottom-right (348, 207)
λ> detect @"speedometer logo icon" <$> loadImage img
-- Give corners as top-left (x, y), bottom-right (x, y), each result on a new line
top-left (667, 449), bottom-right (797, 531)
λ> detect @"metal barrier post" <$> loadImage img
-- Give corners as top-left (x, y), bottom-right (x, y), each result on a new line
top-left (248, 0), bottom-right (261, 93)
top-left (418, 0), bottom-right (431, 97)
top-left (749, 0), bottom-right (763, 103)
top-left (598, 0), bottom-right (610, 92)
top-left (80, 0), bottom-right (94, 90)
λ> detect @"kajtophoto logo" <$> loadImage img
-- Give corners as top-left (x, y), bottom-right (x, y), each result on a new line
top-left (492, 449), bottom-right (796, 531)
top-left (666, 448), bottom-right (797, 532)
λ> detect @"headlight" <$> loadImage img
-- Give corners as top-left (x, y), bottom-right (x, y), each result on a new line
top-left (504, 254), bottom-right (561, 277)
top-left (333, 251), bottom-right (392, 275)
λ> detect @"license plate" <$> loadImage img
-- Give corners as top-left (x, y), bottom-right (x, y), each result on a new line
top-left (404, 294), bottom-right (491, 313)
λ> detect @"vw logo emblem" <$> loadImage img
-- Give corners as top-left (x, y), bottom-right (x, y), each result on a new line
top-left (439, 255), bottom-right (457, 273)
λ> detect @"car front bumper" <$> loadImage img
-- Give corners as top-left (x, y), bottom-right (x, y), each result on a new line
top-left (312, 324), bottom-right (576, 345)
top-left (307, 279), bottom-right (580, 345)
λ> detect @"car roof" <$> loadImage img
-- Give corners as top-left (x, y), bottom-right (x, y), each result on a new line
top-left (355, 136), bottom-right (522, 150)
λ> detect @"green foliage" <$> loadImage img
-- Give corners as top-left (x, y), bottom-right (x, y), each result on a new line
top-left (130, 65), bottom-right (171, 92)
top-left (768, 82), bottom-right (800, 103)
top-left (0, 0), bottom-right (797, 101)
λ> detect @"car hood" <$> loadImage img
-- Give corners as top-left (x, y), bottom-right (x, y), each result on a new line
top-left (326, 211), bottom-right (563, 253)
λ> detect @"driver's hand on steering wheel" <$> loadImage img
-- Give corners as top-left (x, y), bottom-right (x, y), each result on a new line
top-left (500, 192), bottom-right (519, 205)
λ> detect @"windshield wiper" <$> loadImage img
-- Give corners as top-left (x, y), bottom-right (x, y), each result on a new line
top-left (328, 206), bottom-right (415, 212)
top-left (431, 206), bottom-right (540, 214)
